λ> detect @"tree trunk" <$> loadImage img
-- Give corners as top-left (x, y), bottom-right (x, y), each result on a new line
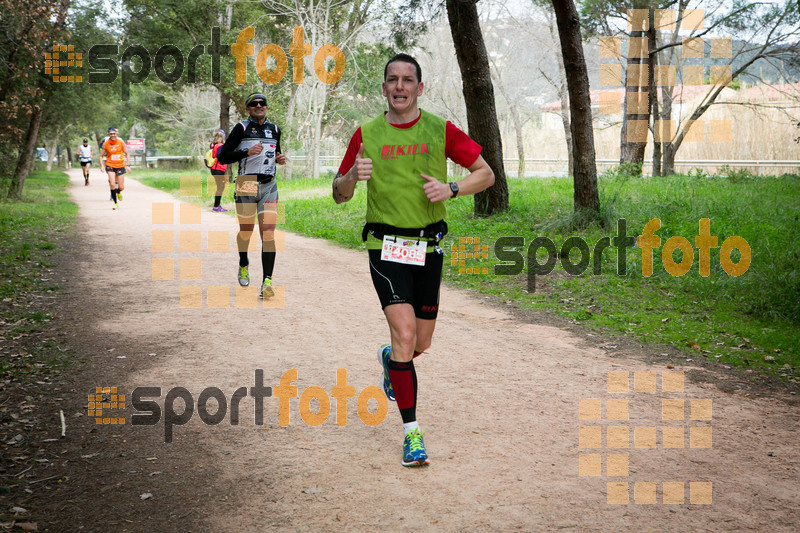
top-left (45, 136), bottom-right (58, 171)
top-left (514, 110), bottom-right (525, 179)
top-left (662, 142), bottom-right (676, 175)
top-left (551, 0), bottom-right (599, 214)
top-left (490, 61), bottom-right (525, 178)
top-left (66, 145), bottom-right (73, 169)
top-left (5, 0), bottom-right (69, 197)
top-left (647, 19), bottom-right (660, 177)
top-left (284, 84), bottom-right (298, 181)
top-left (619, 28), bottom-right (648, 173)
top-left (304, 81), bottom-right (327, 180)
top-left (312, 112), bottom-right (322, 179)
top-left (446, 0), bottom-right (508, 215)
top-left (548, 14), bottom-right (573, 177)
top-left (219, 91), bottom-right (230, 132)
top-left (8, 105), bottom-right (42, 198)
top-left (558, 82), bottom-right (573, 177)
top-left (654, 0), bottom-right (687, 175)
top-left (651, 122), bottom-right (662, 176)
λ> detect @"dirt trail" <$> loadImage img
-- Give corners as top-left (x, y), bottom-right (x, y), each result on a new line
top-left (49, 168), bottom-right (800, 531)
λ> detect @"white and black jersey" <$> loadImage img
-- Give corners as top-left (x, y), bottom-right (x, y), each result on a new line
top-left (78, 145), bottom-right (92, 162)
top-left (216, 118), bottom-right (282, 181)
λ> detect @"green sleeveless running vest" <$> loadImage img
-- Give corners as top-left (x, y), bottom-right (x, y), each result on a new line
top-left (361, 110), bottom-right (447, 249)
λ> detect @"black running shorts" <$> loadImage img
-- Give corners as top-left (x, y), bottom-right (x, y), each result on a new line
top-left (368, 248), bottom-right (443, 320)
top-left (105, 166), bottom-right (126, 175)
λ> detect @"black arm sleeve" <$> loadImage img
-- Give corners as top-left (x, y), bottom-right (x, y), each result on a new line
top-left (276, 126), bottom-right (282, 154)
top-left (216, 123), bottom-right (248, 165)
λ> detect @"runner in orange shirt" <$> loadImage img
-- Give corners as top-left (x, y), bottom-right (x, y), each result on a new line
top-left (100, 128), bottom-right (131, 210)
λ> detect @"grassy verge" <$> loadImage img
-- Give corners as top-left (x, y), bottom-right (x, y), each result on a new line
top-left (135, 168), bottom-right (800, 382)
top-left (0, 170), bottom-right (78, 380)
top-left (134, 168), bottom-right (237, 207)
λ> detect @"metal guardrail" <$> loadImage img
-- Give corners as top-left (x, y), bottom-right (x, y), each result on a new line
top-left (132, 155), bottom-right (196, 168)
top-left (290, 156), bottom-right (799, 176)
top-left (137, 155), bottom-right (799, 176)
top-left (500, 158), bottom-right (799, 176)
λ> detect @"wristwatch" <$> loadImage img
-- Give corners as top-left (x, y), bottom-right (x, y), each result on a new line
top-left (449, 181), bottom-right (459, 198)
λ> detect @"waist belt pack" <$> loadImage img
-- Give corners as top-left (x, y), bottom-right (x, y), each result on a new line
top-left (237, 174), bottom-right (275, 184)
top-left (362, 220), bottom-right (448, 244)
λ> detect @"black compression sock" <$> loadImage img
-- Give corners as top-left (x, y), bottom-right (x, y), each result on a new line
top-left (239, 252), bottom-right (249, 268)
top-left (261, 251), bottom-right (276, 279)
top-left (110, 189), bottom-right (117, 203)
top-left (214, 195), bottom-right (221, 207)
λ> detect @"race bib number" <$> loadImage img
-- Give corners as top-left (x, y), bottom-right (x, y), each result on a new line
top-left (110, 154), bottom-right (122, 161)
top-left (381, 236), bottom-right (426, 266)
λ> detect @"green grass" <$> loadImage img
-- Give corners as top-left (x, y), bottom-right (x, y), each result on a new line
top-left (0, 171), bottom-right (77, 299)
top-left (135, 168), bottom-right (800, 382)
top-left (135, 168), bottom-right (238, 207)
top-left (0, 170), bottom-right (78, 379)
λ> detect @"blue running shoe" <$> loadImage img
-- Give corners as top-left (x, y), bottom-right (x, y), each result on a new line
top-left (377, 344), bottom-right (395, 402)
top-left (402, 429), bottom-right (429, 467)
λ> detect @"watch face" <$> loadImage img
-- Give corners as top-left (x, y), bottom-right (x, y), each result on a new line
top-left (450, 182), bottom-right (459, 197)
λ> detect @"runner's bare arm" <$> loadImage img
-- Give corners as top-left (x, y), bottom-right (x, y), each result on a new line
top-left (332, 143), bottom-right (371, 204)
top-left (421, 154), bottom-right (494, 203)
top-left (122, 145), bottom-right (131, 171)
top-left (332, 171), bottom-right (356, 204)
top-left (455, 155), bottom-right (494, 195)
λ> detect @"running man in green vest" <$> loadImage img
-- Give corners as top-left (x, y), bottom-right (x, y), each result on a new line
top-left (332, 53), bottom-right (495, 466)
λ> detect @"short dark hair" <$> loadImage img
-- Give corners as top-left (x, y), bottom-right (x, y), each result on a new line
top-left (384, 53), bottom-right (421, 83)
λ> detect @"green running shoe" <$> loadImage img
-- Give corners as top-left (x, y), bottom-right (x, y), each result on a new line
top-left (261, 278), bottom-right (274, 298)
top-left (238, 265), bottom-right (250, 287)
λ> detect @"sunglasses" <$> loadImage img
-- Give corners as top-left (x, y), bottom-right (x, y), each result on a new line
top-left (248, 101), bottom-right (267, 107)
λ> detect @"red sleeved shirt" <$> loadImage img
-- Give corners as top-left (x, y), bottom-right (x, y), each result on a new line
top-left (337, 113), bottom-right (482, 175)
top-left (211, 142), bottom-right (227, 172)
